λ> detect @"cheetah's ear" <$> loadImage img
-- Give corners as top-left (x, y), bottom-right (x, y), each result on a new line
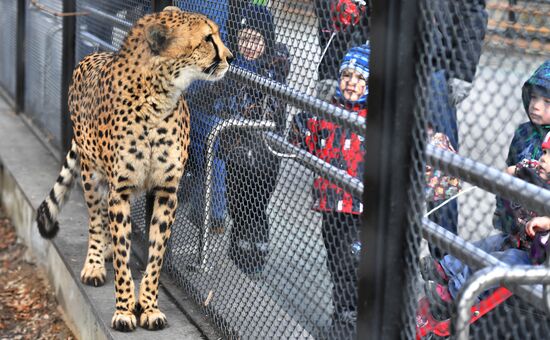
top-left (145, 23), bottom-right (169, 55)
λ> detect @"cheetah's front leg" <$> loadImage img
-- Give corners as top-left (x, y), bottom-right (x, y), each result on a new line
top-left (108, 190), bottom-right (137, 332)
top-left (137, 186), bottom-right (179, 330)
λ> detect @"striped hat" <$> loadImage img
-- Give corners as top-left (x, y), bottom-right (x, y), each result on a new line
top-left (339, 43), bottom-right (370, 82)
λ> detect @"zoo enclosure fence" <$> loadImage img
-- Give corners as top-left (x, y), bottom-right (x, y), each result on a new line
top-left (0, 0), bottom-right (549, 339)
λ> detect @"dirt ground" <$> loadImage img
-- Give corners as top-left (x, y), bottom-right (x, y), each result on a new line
top-left (0, 210), bottom-right (75, 340)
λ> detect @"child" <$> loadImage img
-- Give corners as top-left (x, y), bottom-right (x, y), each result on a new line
top-left (293, 43), bottom-right (369, 339)
top-left (494, 60), bottom-right (550, 234)
top-left (213, 3), bottom-right (289, 276)
top-left (422, 130), bottom-right (550, 321)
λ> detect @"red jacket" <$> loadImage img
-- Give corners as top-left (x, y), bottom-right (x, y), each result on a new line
top-left (303, 103), bottom-right (367, 214)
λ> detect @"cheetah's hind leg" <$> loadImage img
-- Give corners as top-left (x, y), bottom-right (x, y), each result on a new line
top-left (79, 163), bottom-right (110, 287)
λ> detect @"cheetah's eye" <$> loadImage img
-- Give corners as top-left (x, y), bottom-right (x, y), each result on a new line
top-left (205, 34), bottom-right (213, 43)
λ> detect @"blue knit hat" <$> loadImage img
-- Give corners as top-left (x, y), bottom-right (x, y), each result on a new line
top-left (336, 43), bottom-right (370, 104)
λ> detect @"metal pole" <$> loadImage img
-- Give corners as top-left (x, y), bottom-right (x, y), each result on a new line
top-left (426, 143), bottom-right (550, 216)
top-left (192, 118), bottom-right (276, 270)
top-left (454, 266), bottom-right (550, 340)
top-left (229, 68), bottom-right (366, 136)
top-left (15, 0), bottom-right (26, 115)
top-left (152, 0), bottom-right (173, 13)
top-left (358, 0), bottom-right (420, 337)
top-left (422, 218), bottom-right (546, 309)
top-left (60, 0), bottom-right (76, 155)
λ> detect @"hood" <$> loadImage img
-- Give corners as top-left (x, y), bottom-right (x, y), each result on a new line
top-left (232, 3), bottom-right (276, 59)
top-left (522, 61), bottom-right (550, 128)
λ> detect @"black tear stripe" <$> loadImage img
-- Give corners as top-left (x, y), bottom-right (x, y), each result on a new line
top-left (203, 29), bottom-right (221, 74)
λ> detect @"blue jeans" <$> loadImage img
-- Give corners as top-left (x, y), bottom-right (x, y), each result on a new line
top-left (440, 234), bottom-right (531, 299)
top-left (427, 70), bottom-right (459, 258)
top-left (427, 70), bottom-right (458, 149)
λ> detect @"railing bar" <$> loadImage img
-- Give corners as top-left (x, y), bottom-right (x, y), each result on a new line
top-left (422, 218), bottom-right (544, 309)
top-left (426, 143), bottom-right (550, 215)
top-left (263, 131), bottom-right (364, 197)
top-left (79, 31), bottom-right (117, 52)
top-left (228, 67), bottom-right (367, 136)
top-left (80, 5), bottom-right (134, 29)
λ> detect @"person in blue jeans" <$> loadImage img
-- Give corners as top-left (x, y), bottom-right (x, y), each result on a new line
top-left (422, 61), bottom-right (550, 318)
top-left (176, 1), bottom-right (232, 232)
top-left (424, 0), bottom-right (488, 259)
top-left (211, 3), bottom-right (290, 275)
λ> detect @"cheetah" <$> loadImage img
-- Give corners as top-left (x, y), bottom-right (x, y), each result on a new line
top-left (35, 7), bottom-right (233, 331)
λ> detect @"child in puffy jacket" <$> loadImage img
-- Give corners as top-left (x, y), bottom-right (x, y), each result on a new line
top-left (293, 43), bottom-right (369, 339)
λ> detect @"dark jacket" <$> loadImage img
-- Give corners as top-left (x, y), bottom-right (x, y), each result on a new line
top-left (425, 0), bottom-right (488, 82)
top-left (214, 4), bottom-right (290, 168)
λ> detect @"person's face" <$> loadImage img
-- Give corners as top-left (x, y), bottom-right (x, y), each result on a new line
top-left (238, 28), bottom-right (265, 61)
top-left (539, 149), bottom-right (550, 180)
top-left (528, 93), bottom-right (550, 125)
top-left (340, 68), bottom-right (367, 102)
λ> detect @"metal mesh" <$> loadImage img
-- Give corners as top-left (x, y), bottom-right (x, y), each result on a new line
top-left (75, 0), bottom-right (151, 61)
top-left (136, 1), bottom-right (368, 338)
top-left (24, 0), bottom-right (64, 148)
top-left (411, 0), bottom-right (550, 339)
top-left (0, 1), bottom-right (18, 98)
top-left (2, 0), bottom-right (548, 338)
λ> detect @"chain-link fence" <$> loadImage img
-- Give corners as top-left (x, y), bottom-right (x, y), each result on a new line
top-left (0, 1), bottom-right (18, 100)
top-left (0, 0), bottom-right (550, 339)
top-left (24, 0), bottom-right (64, 148)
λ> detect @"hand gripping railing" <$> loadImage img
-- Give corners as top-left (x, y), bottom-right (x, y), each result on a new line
top-left (454, 261), bottom-right (550, 340)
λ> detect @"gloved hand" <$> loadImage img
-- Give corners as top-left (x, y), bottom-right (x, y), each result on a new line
top-left (449, 78), bottom-right (473, 105)
top-left (331, 0), bottom-right (367, 31)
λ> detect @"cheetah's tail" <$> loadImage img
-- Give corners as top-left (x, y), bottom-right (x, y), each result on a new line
top-left (36, 140), bottom-right (79, 239)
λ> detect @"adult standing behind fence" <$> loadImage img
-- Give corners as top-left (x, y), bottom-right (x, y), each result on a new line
top-left (178, 1), bottom-right (232, 233)
top-left (424, 0), bottom-right (488, 258)
top-left (314, 0), bottom-right (369, 100)
top-left (214, 3), bottom-right (290, 277)
top-left (292, 43), bottom-right (369, 339)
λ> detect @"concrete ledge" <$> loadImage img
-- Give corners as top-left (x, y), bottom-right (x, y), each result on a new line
top-left (0, 107), bottom-right (214, 339)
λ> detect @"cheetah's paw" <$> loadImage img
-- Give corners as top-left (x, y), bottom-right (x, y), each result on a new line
top-left (139, 308), bottom-right (167, 330)
top-left (80, 264), bottom-right (106, 287)
top-left (112, 310), bottom-right (137, 332)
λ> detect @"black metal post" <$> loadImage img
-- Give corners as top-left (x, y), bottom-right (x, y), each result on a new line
top-left (508, 0), bottom-right (517, 23)
top-left (60, 0), bottom-right (77, 156)
top-left (15, 0), bottom-right (26, 114)
top-left (357, 0), bottom-right (420, 338)
top-left (152, 0), bottom-right (173, 12)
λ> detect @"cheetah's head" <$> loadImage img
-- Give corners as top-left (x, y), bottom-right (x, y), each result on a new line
top-left (129, 7), bottom-right (234, 91)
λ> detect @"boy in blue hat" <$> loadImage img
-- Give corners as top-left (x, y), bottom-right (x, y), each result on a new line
top-left (293, 43), bottom-right (369, 339)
